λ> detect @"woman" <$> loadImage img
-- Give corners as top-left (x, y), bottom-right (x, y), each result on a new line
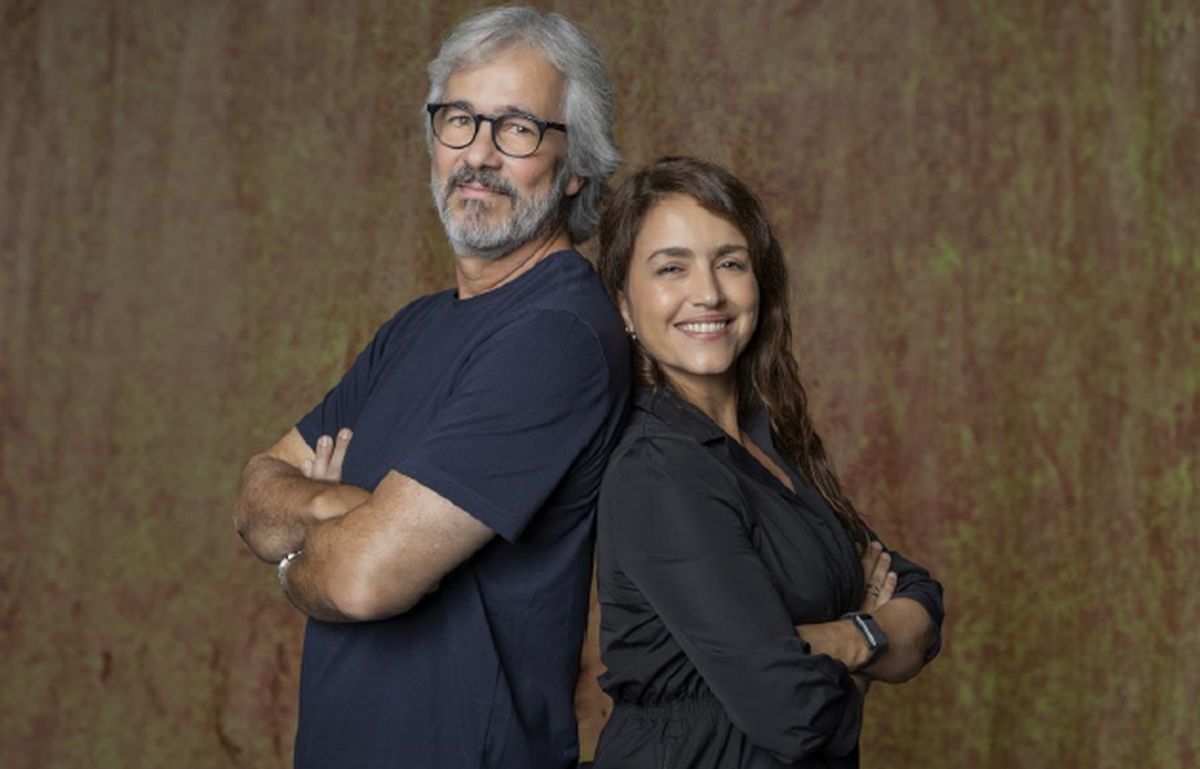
top-left (592, 157), bottom-right (944, 768)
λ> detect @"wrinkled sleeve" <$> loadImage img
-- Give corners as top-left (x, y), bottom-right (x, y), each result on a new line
top-left (605, 437), bottom-right (863, 763)
top-left (393, 311), bottom-right (612, 542)
top-left (870, 527), bottom-right (945, 663)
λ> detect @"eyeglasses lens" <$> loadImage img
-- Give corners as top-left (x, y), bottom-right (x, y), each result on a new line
top-left (432, 106), bottom-right (541, 157)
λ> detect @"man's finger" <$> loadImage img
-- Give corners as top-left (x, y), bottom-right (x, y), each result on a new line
top-left (302, 459), bottom-right (315, 478)
top-left (312, 435), bottom-right (333, 479)
top-left (328, 429), bottom-right (353, 481)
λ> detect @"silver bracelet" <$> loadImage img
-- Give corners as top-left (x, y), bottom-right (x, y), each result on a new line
top-left (278, 550), bottom-right (302, 592)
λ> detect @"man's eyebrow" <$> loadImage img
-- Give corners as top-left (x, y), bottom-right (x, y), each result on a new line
top-left (501, 104), bottom-right (546, 119)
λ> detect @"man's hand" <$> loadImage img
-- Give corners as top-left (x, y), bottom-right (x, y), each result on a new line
top-left (301, 429), bottom-right (371, 522)
top-left (232, 428), bottom-right (367, 562)
top-left (303, 429), bottom-right (353, 483)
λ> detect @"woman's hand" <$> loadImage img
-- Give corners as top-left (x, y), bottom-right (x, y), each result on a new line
top-left (859, 540), bottom-right (897, 612)
top-left (796, 621), bottom-right (873, 671)
top-left (796, 541), bottom-right (898, 690)
top-left (851, 541), bottom-right (897, 692)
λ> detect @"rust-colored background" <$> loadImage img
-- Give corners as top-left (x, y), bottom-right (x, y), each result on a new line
top-left (2, 1), bottom-right (1197, 767)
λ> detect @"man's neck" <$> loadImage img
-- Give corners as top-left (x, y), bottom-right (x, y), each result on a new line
top-left (454, 229), bottom-right (574, 300)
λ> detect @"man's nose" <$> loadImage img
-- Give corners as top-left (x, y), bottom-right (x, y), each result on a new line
top-left (462, 118), bottom-right (503, 168)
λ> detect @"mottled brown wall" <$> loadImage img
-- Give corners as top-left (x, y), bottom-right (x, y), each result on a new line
top-left (2, 1), bottom-right (1197, 767)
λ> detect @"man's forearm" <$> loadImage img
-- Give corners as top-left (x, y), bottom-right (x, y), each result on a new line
top-left (278, 521), bottom-right (360, 622)
top-left (277, 470), bottom-right (495, 623)
top-left (232, 454), bottom-right (369, 562)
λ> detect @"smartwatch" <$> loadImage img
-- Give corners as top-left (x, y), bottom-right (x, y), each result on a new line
top-left (842, 611), bottom-right (888, 667)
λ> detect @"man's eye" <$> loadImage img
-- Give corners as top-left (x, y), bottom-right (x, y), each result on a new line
top-left (447, 115), bottom-right (472, 127)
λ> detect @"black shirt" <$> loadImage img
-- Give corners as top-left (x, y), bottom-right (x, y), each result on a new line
top-left (594, 388), bottom-right (944, 768)
top-left (294, 251), bottom-right (630, 769)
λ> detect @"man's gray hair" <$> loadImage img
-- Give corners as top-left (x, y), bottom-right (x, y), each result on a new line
top-left (426, 6), bottom-right (620, 243)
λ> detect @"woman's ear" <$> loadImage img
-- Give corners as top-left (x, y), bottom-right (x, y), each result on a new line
top-left (618, 295), bottom-right (634, 334)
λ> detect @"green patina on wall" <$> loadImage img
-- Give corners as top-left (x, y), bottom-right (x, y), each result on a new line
top-left (1, 1), bottom-right (1197, 767)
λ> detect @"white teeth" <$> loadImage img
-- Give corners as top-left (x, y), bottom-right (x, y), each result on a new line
top-left (678, 321), bottom-right (728, 333)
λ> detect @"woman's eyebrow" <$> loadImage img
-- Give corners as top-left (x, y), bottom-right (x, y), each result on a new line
top-left (646, 246), bottom-right (693, 261)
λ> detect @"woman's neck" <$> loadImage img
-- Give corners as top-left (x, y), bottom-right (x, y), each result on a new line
top-left (668, 375), bottom-right (742, 443)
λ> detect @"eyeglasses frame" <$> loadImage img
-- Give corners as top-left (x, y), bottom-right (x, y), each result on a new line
top-left (426, 102), bottom-right (567, 158)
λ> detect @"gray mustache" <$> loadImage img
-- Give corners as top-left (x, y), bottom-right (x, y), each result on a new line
top-left (446, 168), bottom-right (517, 199)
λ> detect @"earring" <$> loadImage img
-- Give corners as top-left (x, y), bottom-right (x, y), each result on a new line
top-left (625, 326), bottom-right (637, 341)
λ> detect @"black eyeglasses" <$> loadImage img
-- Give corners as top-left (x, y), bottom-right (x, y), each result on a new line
top-left (426, 103), bottom-right (567, 158)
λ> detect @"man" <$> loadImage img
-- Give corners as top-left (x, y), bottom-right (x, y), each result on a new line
top-left (232, 8), bottom-right (628, 768)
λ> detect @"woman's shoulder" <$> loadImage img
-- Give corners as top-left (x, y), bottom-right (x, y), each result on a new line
top-left (607, 408), bottom-right (706, 470)
top-left (600, 407), bottom-right (740, 505)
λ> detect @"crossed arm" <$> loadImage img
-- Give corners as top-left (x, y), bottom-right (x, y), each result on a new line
top-left (799, 542), bottom-right (939, 687)
top-left (232, 428), bottom-right (494, 622)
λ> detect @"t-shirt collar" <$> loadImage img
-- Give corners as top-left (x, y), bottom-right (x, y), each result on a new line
top-left (450, 249), bottom-right (578, 306)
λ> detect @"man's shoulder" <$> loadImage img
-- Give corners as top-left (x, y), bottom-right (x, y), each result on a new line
top-left (518, 250), bottom-right (616, 314)
top-left (515, 250), bottom-right (627, 354)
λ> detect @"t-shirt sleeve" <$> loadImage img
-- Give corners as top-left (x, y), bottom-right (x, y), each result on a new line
top-left (393, 310), bottom-right (612, 542)
top-left (296, 313), bottom-right (399, 449)
top-left (604, 437), bottom-right (863, 763)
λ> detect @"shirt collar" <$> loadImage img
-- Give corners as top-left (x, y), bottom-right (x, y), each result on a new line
top-left (633, 386), bottom-right (771, 446)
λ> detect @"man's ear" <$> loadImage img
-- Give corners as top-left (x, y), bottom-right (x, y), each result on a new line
top-left (565, 174), bottom-right (585, 197)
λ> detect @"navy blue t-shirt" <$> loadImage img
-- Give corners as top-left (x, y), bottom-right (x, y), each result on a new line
top-left (293, 250), bottom-right (630, 769)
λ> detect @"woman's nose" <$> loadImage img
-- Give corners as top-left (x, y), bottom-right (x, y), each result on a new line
top-left (689, 267), bottom-right (724, 307)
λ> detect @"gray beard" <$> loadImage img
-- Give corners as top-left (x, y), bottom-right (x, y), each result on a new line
top-left (431, 164), bottom-right (569, 261)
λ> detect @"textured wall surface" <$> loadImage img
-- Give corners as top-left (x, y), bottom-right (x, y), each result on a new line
top-left (2, 1), bottom-right (1197, 767)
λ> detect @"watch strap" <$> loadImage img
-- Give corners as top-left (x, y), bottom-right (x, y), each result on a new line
top-left (842, 611), bottom-right (887, 667)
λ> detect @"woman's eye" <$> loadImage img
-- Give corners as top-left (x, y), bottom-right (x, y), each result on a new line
top-left (655, 264), bottom-right (683, 276)
top-left (719, 259), bottom-right (747, 271)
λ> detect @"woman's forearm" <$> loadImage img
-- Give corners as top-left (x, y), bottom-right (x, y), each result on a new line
top-left (862, 597), bottom-right (936, 683)
top-left (795, 597), bottom-right (936, 683)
